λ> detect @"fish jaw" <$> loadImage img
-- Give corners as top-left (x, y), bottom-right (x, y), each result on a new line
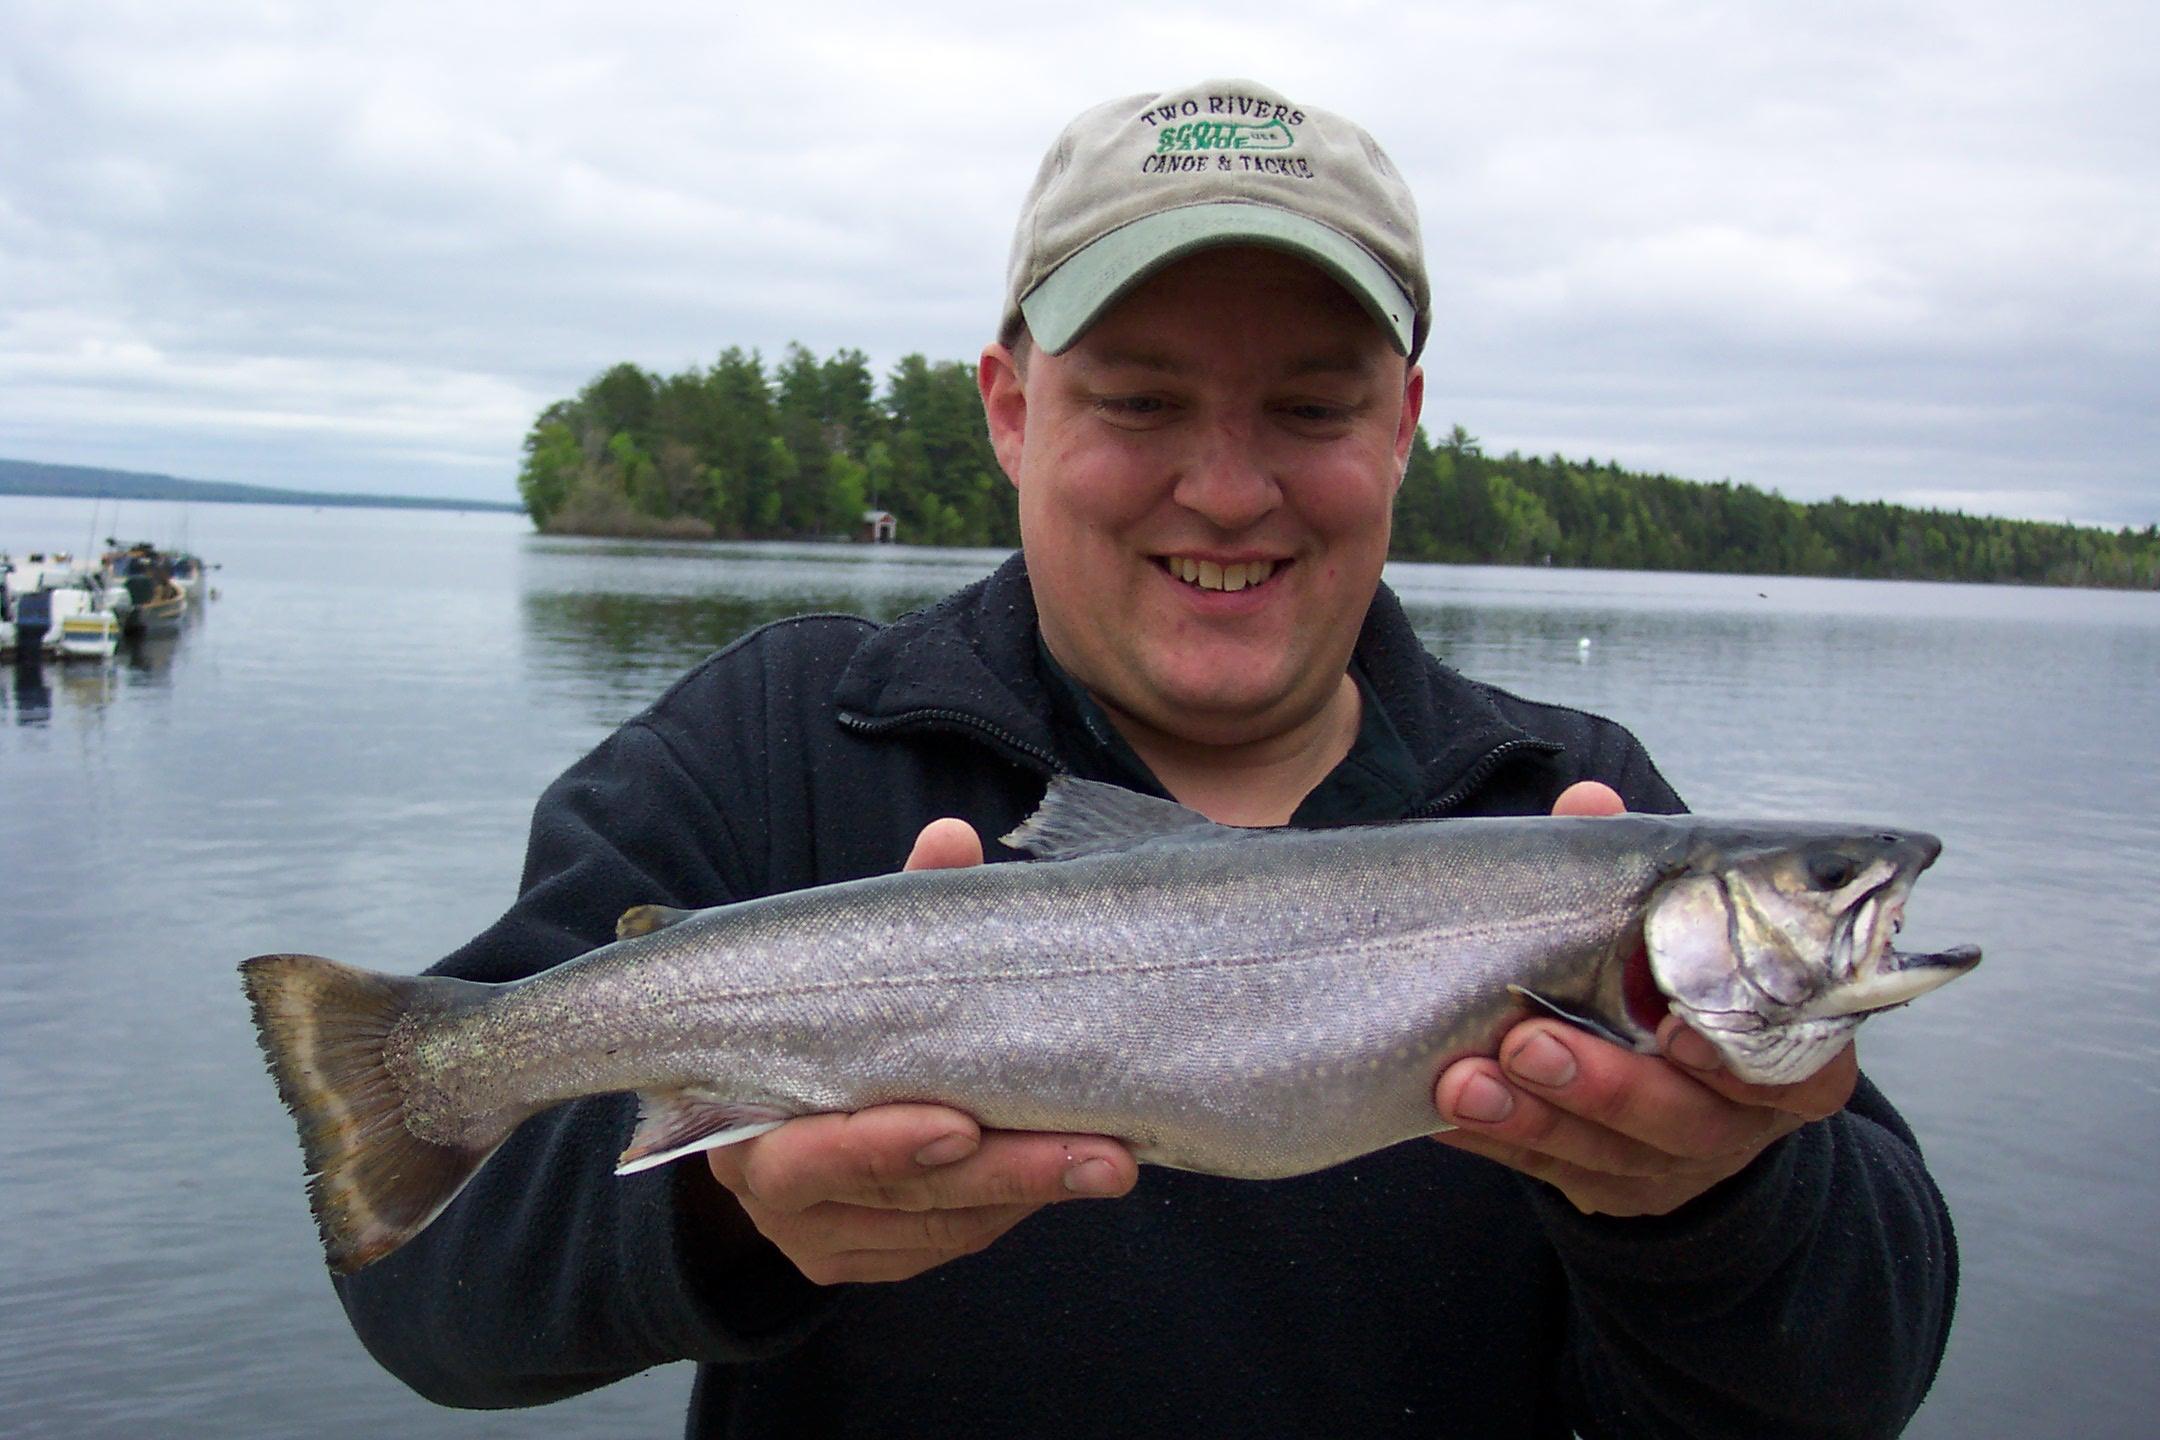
top-left (1795, 942), bottom-right (1983, 1020)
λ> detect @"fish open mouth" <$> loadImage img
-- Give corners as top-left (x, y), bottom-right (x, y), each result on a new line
top-left (1817, 942), bottom-right (1983, 1017)
top-left (1803, 915), bottom-right (1983, 1020)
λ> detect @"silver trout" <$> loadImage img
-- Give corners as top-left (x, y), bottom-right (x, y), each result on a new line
top-left (242, 778), bottom-right (1978, 1274)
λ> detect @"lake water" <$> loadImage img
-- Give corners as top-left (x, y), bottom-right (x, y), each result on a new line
top-left (3, 496), bottom-right (2154, 1438)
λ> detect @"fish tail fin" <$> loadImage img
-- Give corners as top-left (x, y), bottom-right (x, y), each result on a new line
top-left (240, 953), bottom-right (504, 1274)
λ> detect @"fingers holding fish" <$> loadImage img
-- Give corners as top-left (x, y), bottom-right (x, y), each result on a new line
top-left (1431, 1020), bottom-right (1823, 1217)
top-left (903, 816), bottom-right (986, 872)
top-left (1549, 780), bottom-right (1625, 818)
top-left (1656, 1015), bottom-right (1859, 1124)
top-left (709, 1105), bottom-right (979, 1212)
top-left (714, 1106), bottom-right (1135, 1212)
top-left (1435, 1063), bottom-right (1682, 1181)
top-left (705, 1104), bottom-right (1137, 1285)
top-left (1498, 1021), bottom-right (1804, 1160)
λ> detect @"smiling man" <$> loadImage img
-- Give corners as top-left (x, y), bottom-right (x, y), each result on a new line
top-left (334, 80), bottom-right (1957, 1438)
top-left (983, 246), bottom-right (1420, 823)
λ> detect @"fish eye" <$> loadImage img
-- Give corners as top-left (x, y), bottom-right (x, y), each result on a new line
top-left (1806, 852), bottom-right (1858, 891)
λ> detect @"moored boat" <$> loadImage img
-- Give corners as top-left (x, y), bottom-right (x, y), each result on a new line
top-left (104, 542), bottom-right (190, 636)
top-left (3, 551), bottom-right (130, 661)
top-left (168, 552), bottom-right (210, 604)
top-left (54, 592), bottom-right (123, 659)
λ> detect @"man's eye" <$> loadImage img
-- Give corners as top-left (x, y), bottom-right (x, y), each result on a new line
top-left (1096, 396), bottom-right (1168, 418)
top-left (1282, 402), bottom-right (1351, 425)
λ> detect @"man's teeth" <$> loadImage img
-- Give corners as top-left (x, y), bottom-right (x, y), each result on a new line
top-left (1168, 557), bottom-right (1276, 592)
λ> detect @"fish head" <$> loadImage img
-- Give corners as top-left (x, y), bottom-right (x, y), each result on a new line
top-left (1642, 825), bottom-right (1980, 1085)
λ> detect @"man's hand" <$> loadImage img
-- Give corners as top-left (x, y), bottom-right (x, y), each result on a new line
top-left (702, 817), bottom-right (1138, 1285)
top-left (1429, 782), bottom-right (1859, 1217)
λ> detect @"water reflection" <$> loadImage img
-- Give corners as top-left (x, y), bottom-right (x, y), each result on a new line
top-left (517, 542), bottom-right (1010, 697)
top-left (10, 658), bottom-right (53, 724)
top-left (522, 590), bottom-right (884, 675)
top-left (7, 498), bottom-right (2157, 1440)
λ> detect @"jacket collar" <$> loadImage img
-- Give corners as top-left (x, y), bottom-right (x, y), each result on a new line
top-left (833, 552), bottom-right (1552, 809)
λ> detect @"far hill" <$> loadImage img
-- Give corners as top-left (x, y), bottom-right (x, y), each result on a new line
top-left (0, 458), bottom-right (524, 514)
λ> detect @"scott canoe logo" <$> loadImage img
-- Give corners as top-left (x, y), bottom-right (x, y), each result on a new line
top-left (1155, 120), bottom-right (1294, 153)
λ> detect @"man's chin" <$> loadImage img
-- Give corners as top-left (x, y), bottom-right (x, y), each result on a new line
top-left (1122, 675), bottom-right (1324, 747)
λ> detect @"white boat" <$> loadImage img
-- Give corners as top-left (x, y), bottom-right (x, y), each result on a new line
top-left (52, 588), bottom-right (123, 659)
top-left (2, 552), bottom-right (129, 661)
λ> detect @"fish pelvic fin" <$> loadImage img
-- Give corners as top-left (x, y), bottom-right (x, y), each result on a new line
top-left (617, 1093), bottom-right (792, 1175)
top-left (1002, 776), bottom-right (1238, 860)
top-left (239, 954), bottom-right (505, 1275)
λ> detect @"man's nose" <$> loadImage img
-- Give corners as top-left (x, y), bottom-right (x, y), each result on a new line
top-left (1171, 419), bottom-right (1281, 531)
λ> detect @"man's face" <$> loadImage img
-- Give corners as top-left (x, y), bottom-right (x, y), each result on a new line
top-left (981, 246), bottom-right (1423, 749)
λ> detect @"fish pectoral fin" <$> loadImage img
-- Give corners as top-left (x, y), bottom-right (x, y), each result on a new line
top-left (1506, 984), bottom-right (1641, 1051)
top-left (616, 904), bottom-right (699, 940)
top-left (616, 1093), bottom-right (792, 1175)
top-left (1000, 776), bottom-right (1239, 860)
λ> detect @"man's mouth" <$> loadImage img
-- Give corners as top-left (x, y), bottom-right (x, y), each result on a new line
top-left (1159, 556), bottom-right (1281, 593)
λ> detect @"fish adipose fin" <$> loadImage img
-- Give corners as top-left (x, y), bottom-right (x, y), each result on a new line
top-left (1002, 776), bottom-right (1240, 860)
top-left (240, 954), bottom-right (510, 1275)
top-left (616, 904), bottom-right (699, 940)
top-left (617, 1094), bottom-right (793, 1175)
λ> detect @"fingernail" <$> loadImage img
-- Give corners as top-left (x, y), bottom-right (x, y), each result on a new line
top-left (1453, 1073), bottom-right (1515, 1124)
top-left (914, 1133), bottom-right (976, 1167)
top-left (1666, 1026), bottom-right (1722, 1072)
top-left (1063, 1158), bottom-right (1122, 1196)
top-left (1506, 1032), bottom-right (1577, 1088)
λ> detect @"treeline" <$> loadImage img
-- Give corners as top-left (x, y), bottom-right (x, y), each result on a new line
top-left (519, 347), bottom-right (2160, 589)
top-left (1395, 428), bottom-right (2160, 588)
top-left (518, 346), bottom-right (1011, 548)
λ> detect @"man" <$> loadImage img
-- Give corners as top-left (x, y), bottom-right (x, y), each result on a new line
top-left (336, 80), bottom-right (1955, 1436)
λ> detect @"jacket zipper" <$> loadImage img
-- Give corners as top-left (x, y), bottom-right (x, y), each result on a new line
top-left (1412, 737), bottom-right (1556, 818)
top-left (839, 708), bottom-right (1068, 777)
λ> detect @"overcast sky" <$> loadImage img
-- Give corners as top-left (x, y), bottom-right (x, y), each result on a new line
top-left (2, 0), bottom-right (2153, 525)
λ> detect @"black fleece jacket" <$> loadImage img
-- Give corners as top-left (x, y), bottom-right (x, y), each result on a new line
top-left (335, 555), bottom-right (1956, 1438)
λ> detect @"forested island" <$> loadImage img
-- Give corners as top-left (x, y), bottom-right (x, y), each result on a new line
top-left (518, 347), bottom-right (2160, 589)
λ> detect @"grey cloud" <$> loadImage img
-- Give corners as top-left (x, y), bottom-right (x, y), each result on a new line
top-left (0, 1), bottom-right (2151, 524)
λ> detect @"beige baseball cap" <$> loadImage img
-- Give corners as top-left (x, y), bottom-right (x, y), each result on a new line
top-left (1003, 79), bottom-right (1429, 358)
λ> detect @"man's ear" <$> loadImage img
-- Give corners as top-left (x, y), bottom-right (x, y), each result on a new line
top-left (1394, 363), bottom-right (1425, 488)
top-left (978, 345), bottom-right (1028, 487)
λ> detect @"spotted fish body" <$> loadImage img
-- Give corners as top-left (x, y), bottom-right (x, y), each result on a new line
top-left (243, 779), bottom-right (1977, 1273)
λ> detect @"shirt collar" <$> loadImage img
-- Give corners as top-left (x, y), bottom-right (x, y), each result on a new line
top-left (1031, 638), bottom-right (1423, 827)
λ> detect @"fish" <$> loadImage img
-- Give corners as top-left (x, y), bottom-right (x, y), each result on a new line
top-left (241, 777), bottom-right (1979, 1274)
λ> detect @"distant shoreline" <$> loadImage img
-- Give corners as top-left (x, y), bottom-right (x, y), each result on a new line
top-left (0, 457), bottom-right (524, 515)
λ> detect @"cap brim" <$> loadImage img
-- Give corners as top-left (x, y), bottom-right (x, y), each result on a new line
top-left (1019, 202), bottom-right (1416, 356)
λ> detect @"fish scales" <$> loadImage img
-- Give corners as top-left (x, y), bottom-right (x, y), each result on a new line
top-left (403, 818), bottom-right (1664, 1176)
top-left (243, 778), bottom-right (1979, 1272)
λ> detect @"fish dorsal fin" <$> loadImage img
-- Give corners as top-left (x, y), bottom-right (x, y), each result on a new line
top-left (616, 904), bottom-right (698, 941)
top-left (1000, 776), bottom-right (1239, 861)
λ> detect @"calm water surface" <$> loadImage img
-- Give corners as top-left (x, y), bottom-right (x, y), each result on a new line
top-left (3, 497), bottom-right (2154, 1438)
